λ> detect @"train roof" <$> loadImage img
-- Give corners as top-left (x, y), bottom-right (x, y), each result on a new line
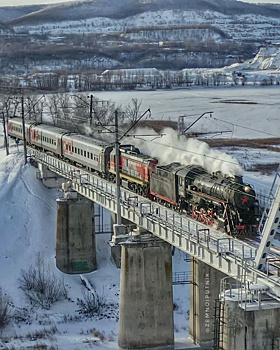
top-left (34, 124), bottom-right (71, 135)
top-left (9, 118), bottom-right (71, 135)
top-left (177, 164), bottom-right (207, 178)
top-left (120, 144), bottom-right (155, 160)
top-left (112, 144), bottom-right (158, 163)
top-left (157, 163), bottom-right (209, 177)
top-left (9, 117), bottom-right (37, 128)
top-left (157, 162), bottom-right (185, 173)
top-left (69, 134), bottom-right (112, 149)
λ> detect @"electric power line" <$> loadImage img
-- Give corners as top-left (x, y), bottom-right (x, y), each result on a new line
top-left (211, 117), bottom-right (279, 138)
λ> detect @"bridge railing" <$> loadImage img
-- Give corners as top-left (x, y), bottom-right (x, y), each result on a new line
top-left (29, 148), bottom-right (280, 297)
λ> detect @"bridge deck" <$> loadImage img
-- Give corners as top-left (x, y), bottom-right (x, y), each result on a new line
top-left (29, 148), bottom-right (280, 298)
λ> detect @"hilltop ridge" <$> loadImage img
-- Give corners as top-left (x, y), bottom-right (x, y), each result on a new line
top-left (1, 0), bottom-right (280, 78)
top-left (3, 0), bottom-right (280, 25)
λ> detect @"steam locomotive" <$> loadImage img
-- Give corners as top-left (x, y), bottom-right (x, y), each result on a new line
top-left (8, 117), bottom-right (259, 236)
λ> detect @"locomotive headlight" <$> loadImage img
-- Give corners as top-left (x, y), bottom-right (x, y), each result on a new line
top-left (244, 186), bottom-right (251, 193)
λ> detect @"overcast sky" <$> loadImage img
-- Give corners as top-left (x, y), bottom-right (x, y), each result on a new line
top-left (0, 0), bottom-right (280, 6)
top-left (1, 0), bottom-right (280, 6)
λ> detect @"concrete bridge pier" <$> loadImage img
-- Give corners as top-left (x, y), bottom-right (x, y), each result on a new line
top-left (118, 233), bottom-right (174, 349)
top-left (218, 277), bottom-right (280, 350)
top-left (189, 259), bottom-right (280, 350)
top-left (189, 258), bottom-right (226, 349)
top-left (56, 192), bottom-right (96, 274)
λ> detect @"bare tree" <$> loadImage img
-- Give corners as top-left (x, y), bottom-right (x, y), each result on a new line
top-left (124, 98), bottom-right (142, 124)
top-left (0, 95), bottom-right (20, 119)
top-left (46, 94), bottom-right (62, 125)
top-left (24, 94), bottom-right (45, 122)
top-left (91, 96), bottom-right (116, 126)
top-left (71, 93), bottom-right (89, 124)
top-left (58, 93), bottom-right (72, 121)
top-left (46, 93), bottom-right (71, 125)
top-left (57, 70), bottom-right (69, 89)
top-left (0, 287), bottom-right (10, 327)
top-left (18, 254), bottom-right (67, 310)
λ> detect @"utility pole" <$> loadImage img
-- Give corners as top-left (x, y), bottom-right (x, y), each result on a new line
top-left (98, 107), bottom-right (152, 243)
top-left (183, 111), bottom-right (213, 134)
top-left (89, 94), bottom-right (93, 126)
top-left (2, 112), bottom-right (9, 156)
top-left (115, 110), bottom-right (121, 225)
top-left (21, 93), bottom-right (28, 165)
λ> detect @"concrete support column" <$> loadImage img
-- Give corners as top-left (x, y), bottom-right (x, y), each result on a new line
top-left (110, 212), bottom-right (136, 268)
top-left (189, 258), bottom-right (226, 348)
top-left (118, 238), bottom-right (174, 349)
top-left (36, 163), bottom-right (65, 188)
top-left (222, 300), bottom-right (280, 350)
top-left (56, 194), bottom-right (96, 274)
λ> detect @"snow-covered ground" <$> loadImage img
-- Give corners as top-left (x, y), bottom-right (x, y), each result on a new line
top-left (0, 85), bottom-right (279, 349)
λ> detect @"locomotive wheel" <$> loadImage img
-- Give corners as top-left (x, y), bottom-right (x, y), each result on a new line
top-left (199, 214), bottom-right (206, 224)
top-left (141, 187), bottom-right (147, 197)
top-left (192, 207), bottom-right (198, 220)
top-left (198, 208), bottom-right (206, 223)
top-left (136, 184), bottom-right (141, 195)
top-left (206, 218), bottom-right (213, 226)
top-left (138, 185), bottom-right (144, 196)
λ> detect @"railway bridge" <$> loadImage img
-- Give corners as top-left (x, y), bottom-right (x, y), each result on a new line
top-left (29, 148), bottom-right (280, 350)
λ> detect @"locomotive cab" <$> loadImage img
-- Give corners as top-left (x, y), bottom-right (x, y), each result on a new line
top-left (150, 162), bottom-right (185, 206)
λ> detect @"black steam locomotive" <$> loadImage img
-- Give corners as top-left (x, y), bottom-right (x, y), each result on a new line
top-left (149, 163), bottom-right (259, 236)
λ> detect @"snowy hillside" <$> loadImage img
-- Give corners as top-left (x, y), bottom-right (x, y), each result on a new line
top-left (4, 0), bottom-right (280, 25)
top-left (0, 4), bottom-right (44, 22)
top-left (229, 45), bottom-right (280, 71)
top-left (3, 0), bottom-right (279, 44)
top-left (10, 9), bottom-right (280, 45)
top-left (1, 0), bottom-right (280, 74)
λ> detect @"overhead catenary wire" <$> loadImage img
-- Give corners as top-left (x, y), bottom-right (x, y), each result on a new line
top-left (210, 116), bottom-right (279, 138)
top-left (185, 114), bottom-right (279, 147)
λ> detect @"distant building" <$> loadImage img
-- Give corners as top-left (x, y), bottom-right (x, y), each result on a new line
top-left (101, 68), bottom-right (162, 84)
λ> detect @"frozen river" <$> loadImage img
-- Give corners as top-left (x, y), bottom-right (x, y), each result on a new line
top-left (92, 85), bottom-right (280, 139)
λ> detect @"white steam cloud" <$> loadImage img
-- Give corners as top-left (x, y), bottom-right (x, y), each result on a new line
top-left (127, 127), bottom-right (242, 177)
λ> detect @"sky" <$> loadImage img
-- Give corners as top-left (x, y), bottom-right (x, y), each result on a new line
top-left (0, 0), bottom-right (280, 7)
